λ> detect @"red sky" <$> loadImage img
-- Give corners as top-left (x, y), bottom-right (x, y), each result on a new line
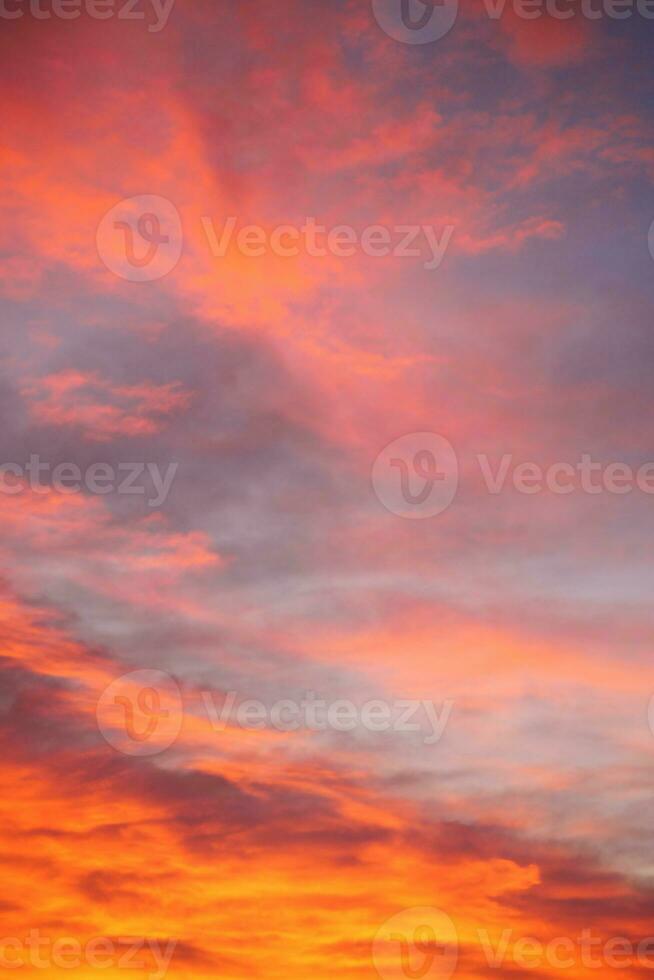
top-left (2, 1), bottom-right (654, 978)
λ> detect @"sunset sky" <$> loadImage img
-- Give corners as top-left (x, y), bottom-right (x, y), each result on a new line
top-left (2, 1), bottom-right (654, 978)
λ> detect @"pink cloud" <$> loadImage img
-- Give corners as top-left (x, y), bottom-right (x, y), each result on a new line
top-left (22, 370), bottom-right (191, 441)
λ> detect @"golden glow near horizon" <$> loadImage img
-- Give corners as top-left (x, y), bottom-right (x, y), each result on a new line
top-left (1, 1), bottom-right (654, 977)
